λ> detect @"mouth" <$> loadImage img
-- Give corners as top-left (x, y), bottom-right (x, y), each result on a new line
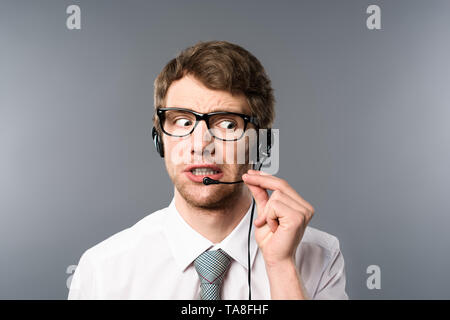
top-left (184, 164), bottom-right (224, 183)
top-left (190, 168), bottom-right (221, 175)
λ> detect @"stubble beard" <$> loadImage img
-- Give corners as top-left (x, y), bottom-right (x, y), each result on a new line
top-left (171, 165), bottom-right (250, 210)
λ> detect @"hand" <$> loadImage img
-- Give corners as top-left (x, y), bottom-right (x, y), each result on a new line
top-left (242, 170), bottom-right (315, 268)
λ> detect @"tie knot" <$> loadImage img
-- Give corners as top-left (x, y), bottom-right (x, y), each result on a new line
top-left (194, 249), bottom-right (232, 300)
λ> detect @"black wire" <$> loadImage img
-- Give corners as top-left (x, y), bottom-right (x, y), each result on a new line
top-left (247, 199), bottom-right (256, 300)
top-left (247, 158), bottom-right (266, 300)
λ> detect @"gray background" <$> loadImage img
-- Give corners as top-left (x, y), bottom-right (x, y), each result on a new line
top-left (1, 0), bottom-right (449, 299)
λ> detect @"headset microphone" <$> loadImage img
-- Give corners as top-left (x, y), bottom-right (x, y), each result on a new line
top-left (202, 177), bottom-right (243, 185)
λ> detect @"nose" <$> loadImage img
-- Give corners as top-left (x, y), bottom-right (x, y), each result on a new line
top-left (191, 119), bottom-right (215, 158)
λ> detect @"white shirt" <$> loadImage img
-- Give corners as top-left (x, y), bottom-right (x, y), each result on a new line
top-left (68, 197), bottom-right (349, 300)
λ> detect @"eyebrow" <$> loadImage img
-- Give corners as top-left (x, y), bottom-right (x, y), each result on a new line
top-left (168, 105), bottom-right (246, 114)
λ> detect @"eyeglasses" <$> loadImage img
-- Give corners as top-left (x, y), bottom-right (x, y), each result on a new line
top-left (156, 107), bottom-right (259, 141)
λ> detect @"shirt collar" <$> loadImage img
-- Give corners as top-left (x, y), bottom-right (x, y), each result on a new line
top-left (162, 197), bottom-right (258, 272)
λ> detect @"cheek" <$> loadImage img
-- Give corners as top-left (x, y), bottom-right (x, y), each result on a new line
top-left (213, 141), bottom-right (232, 165)
top-left (163, 137), bottom-right (191, 166)
top-left (215, 140), bottom-right (248, 165)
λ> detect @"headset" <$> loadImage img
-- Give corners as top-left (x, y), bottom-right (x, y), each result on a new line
top-left (152, 125), bottom-right (273, 300)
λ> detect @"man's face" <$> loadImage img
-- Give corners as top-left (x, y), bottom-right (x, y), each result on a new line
top-left (162, 74), bottom-right (253, 209)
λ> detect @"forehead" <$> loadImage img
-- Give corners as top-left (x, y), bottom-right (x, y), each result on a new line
top-left (165, 74), bottom-right (250, 114)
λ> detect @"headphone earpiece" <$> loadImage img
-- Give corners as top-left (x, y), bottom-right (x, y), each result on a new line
top-left (152, 126), bottom-right (164, 158)
top-left (265, 128), bottom-right (272, 158)
top-left (257, 128), bottom-right (273, 161)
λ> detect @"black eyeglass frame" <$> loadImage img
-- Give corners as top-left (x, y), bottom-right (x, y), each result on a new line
top-left (156, 107), bottom-right (259, 141)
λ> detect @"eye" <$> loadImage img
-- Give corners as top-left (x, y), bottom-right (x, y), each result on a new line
top-left (175, 118), bottom-right (193, 127)
top-left (218, 120), bottom-right (237, 130)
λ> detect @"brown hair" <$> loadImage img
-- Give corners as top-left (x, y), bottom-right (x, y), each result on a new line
top-left (153, 40), bottom-right (275, 135)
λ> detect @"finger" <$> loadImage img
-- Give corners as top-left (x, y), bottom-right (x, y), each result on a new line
top-left (268, 199), bottom-right (306, 231)
top-left (269, 189), bottom-right (306, 214)
top-left (254, 197), bottom-right (270, 228)
top-left (264, 203), bottom-right (279, 233)
top-left (246, 183), bottom-right (269, 220)
top-left (248, 172), bottom-right (315, 216)
top-left (255, 190), bottom-right (302, 229)
top-left (243, 173), bottom-right (315, 213)
top-left (244, 172), bottom-right (294, 194)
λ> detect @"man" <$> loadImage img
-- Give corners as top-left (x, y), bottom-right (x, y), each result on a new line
top-left (68, 40), bottom-right (348, 300)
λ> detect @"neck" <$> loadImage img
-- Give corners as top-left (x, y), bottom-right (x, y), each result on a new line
top-left (174, 187), bottom-right (253, 244)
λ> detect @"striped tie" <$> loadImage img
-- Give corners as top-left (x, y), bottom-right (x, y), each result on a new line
top-left (194, 249), bottom-right (232, 300)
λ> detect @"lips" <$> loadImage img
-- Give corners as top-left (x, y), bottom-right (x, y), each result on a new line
top-left (184, 164), bottom-right (224, 183)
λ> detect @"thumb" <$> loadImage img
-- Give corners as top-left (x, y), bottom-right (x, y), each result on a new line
top-left (246, 183), bottom-right (269, 225)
